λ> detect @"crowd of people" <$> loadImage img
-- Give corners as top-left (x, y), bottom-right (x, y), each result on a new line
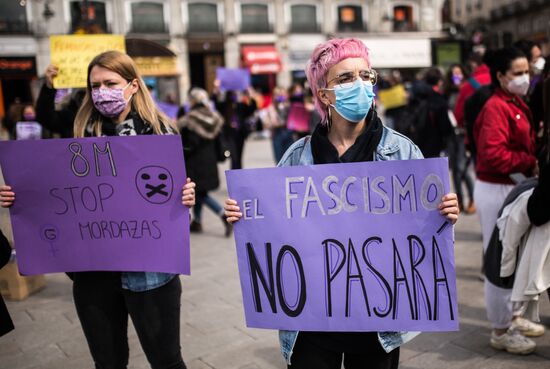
top-left (0, 35), bottom-right (548, 369)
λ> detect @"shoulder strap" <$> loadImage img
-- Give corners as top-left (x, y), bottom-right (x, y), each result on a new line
top-left (468, 77), bottom-right (481, 90)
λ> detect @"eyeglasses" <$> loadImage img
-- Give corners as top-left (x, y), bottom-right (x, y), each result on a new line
top-left (326, 69), bottom-right (378, 89)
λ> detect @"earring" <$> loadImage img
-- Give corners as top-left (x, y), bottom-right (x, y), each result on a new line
top-left (327, 107), bottom-right (332, 131)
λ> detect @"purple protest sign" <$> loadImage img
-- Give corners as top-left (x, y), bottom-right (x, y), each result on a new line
top-left (0, 135), bottom-right (190, 276)
top-left (216, 68), bottom-right (251, 91)
top-left (226, 158), bottom-right (458, 332)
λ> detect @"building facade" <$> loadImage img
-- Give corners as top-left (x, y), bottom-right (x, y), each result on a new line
top-left (0, 0), bottom-right (446, 115)
top-left (450, 0), bottom-right (550, 53)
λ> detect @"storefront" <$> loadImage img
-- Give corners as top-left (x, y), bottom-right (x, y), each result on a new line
top-left (0, 56), bottom-right (37, 120)
top-left (187, 38), bottom-right (224, 94)
top-left (125, 38), bottom-right (180, 104)
top-left (241, 44), bottom-right (281, 94)
top-left (361, 37), bottom-right (432, 70)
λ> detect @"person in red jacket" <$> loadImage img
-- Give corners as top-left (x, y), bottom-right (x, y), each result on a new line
top-left (473, 47), bottom-right (541, 355)
top-left (453, 53), bottom-right (492, 129)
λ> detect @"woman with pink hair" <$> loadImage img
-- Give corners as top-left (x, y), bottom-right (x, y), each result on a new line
top-left (225, 38), bottom-right (460, 369)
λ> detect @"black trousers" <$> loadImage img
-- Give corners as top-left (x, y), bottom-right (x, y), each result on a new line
top-left (73, 272), bottom-right (186, 369)
top-left (288, 332), bottom-right (400, 369)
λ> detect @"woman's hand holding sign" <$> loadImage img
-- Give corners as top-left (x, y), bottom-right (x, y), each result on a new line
top-left (224, 198), bottom-right (242, 223)
top-left (0, 186), bottom-right (15, 208)
top-left (439, 193), bottom-right (459, 225)
top-left (181, 178), bottom-right (196, 208)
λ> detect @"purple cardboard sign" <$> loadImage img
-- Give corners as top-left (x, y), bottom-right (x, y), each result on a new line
top-left (0, 135), bottom-right (190, 276)
top-left (226, 158), bottom-right (458, 332)
top-left (216, 68), bottom-right (251, 91)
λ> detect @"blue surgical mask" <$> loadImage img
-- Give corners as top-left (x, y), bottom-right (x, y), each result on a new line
top-left (326, 79), bottom-right (375, 123)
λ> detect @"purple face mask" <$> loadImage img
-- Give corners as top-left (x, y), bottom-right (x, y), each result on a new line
top-left (91, 82), bottom-right (132, 118)
top-left (452, 75), bottom-right (463, 86)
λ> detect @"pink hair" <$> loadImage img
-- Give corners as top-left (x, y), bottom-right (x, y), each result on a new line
top-left (305, 38), bottom-right (371, 124)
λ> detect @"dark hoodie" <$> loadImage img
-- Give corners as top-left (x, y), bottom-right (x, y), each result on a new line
top-left (178, 105), bottom-right (224, 192)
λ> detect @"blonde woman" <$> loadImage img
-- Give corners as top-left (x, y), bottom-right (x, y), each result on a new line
top-left (1, 51), bottom-right (195, 369)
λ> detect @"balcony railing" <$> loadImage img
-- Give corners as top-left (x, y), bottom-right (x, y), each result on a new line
top-left (240, 24), bottom-right (273, 34)
top-left (0, 20), bottom-right (31, 34)
top-left (129, 23), bottom-right (169, 34)
top-left (289, 23), bottom-right (321, 34)
top-left (392, 21), bottom-right (418, 32)
top-left (337, 23), bottom-right (366, 33)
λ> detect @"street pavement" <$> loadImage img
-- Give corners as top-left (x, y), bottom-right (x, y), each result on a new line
top-left (1, 137), bottom-right (550, 369)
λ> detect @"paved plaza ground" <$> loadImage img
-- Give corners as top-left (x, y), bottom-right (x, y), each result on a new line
top-left (1, 138), bottom-right (549, 369)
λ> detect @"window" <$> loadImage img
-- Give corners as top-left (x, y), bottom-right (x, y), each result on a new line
top-left (240, 4), bottom-right (271, 33)
top-left (455, 0), bottom-right (461, 17)
top-left (475, 0), bottom-right (482, 10)
top-left (188, 3), bottom-right (219, 33)
top-left (290, 4), bottom-right (318, 33)
top-left (0, 2), bottom-right (29, 34)
top-left (466, 0), bottom-right (472, 13)
top-left (393, 6), bottom-right (415, 32)
top-left (337, 5), bottom-right (363, 32)
top-left (130, 2), bottom-right (167, 33)
top-left (70, 1), bottom-right (109, 33)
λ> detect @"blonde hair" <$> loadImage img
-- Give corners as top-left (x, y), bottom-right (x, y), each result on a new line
top-left (74, 50), bottom-right (176, 137)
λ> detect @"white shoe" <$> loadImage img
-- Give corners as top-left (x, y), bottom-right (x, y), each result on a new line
top-left (490, 329), bottom-right (536, 355)
top-left (511, 317), bottom-right (545, 337)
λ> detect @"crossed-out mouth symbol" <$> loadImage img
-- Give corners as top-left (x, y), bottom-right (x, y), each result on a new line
top-left (136, 166), bottom-right (174, 204)
top-left (145, 183), bottom-right (168, 198)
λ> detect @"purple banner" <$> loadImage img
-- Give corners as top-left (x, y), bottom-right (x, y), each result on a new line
top-left (216, 68), bottom-right (251, 91)
top-left (226, 158), bottom-right (458, 332)
top-left (0, 135), bottom-right (190, 275)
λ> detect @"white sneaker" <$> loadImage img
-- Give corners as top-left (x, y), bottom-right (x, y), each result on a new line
top-left (511, 317), bottom-right (545, 337)
top-left (490, 329), bottom-right (536, 355)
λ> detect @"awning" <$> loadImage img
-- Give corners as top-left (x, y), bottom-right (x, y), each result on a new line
top-left (126, 38), bottom-right (178, 76)
top-left (242, 45), bottom-right (281, 74)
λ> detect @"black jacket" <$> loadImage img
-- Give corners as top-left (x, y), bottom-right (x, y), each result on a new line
top-left (527, 151), bottom-right (550, 226)
top-left (417, 89), bottom-right (454, 158)
top-left (179, 106), bottom-right (224, 192)
top-left (0, 230), bottom-right (14, 336)
top-left (35, 85), bottom-right (83, 138)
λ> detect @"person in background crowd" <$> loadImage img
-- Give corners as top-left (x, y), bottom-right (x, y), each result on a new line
top-left (3, 97), bottom-right (24, 138)
top-left (454, 52), bottom-right (491, 132)
top-left (378, 70), bottom-right (408, 130)
top-left (230, 89), bottom-right (257, 169)
top-left (287, 83), bottom-right (311, 141)
top-left (1, 50), bottom-right (196, 369)
top-left (35, 65), bottom-right (85, 138)
top-left (474, 47), bottom-right (542, 355)
top-left (444, 64), bottom-right (476, 214)
top-left (0, 229), bottom-right (14, 337)
top-left (224, 37), bottom-right (460, 369)
top-left (514, 39), bottom-right (545, 97)
top-left (415, 67), bottom-right (454, 158)
top-left (178, 87), bottom-right (231, 237)
top-left (444, 64), bottom-right (467, 110)
top-left (527, 65), bottom-right (550, 228)
top-left (260, 86), bottom-right (293, 163)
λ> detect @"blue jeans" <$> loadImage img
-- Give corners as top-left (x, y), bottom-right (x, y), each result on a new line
top-left (193, 192), bottom-right (223, 223)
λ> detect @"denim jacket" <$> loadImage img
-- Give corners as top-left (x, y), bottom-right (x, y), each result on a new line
top-left (121, 272), bottom-right (175, 292)
top-left (277, 126), bottom-right (423, 364)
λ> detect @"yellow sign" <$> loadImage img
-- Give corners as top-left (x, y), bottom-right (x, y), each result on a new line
top-left (378, 84), bottom-right (408, 110)
top-left (133, 57), bottom-right (178, 77)
top-left (50, 35), bottom-right (126, 89)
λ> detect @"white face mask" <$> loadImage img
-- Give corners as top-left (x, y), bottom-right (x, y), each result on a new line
top-left (506, 74), bottom-right (530, 96)
top-left (533, 57), bottom-right (546, 73)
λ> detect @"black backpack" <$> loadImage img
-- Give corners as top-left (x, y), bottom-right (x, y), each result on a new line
top-left (396, 98), bottom-right (431, 145)
top-left (464, 84), bottom-right (492, 160)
